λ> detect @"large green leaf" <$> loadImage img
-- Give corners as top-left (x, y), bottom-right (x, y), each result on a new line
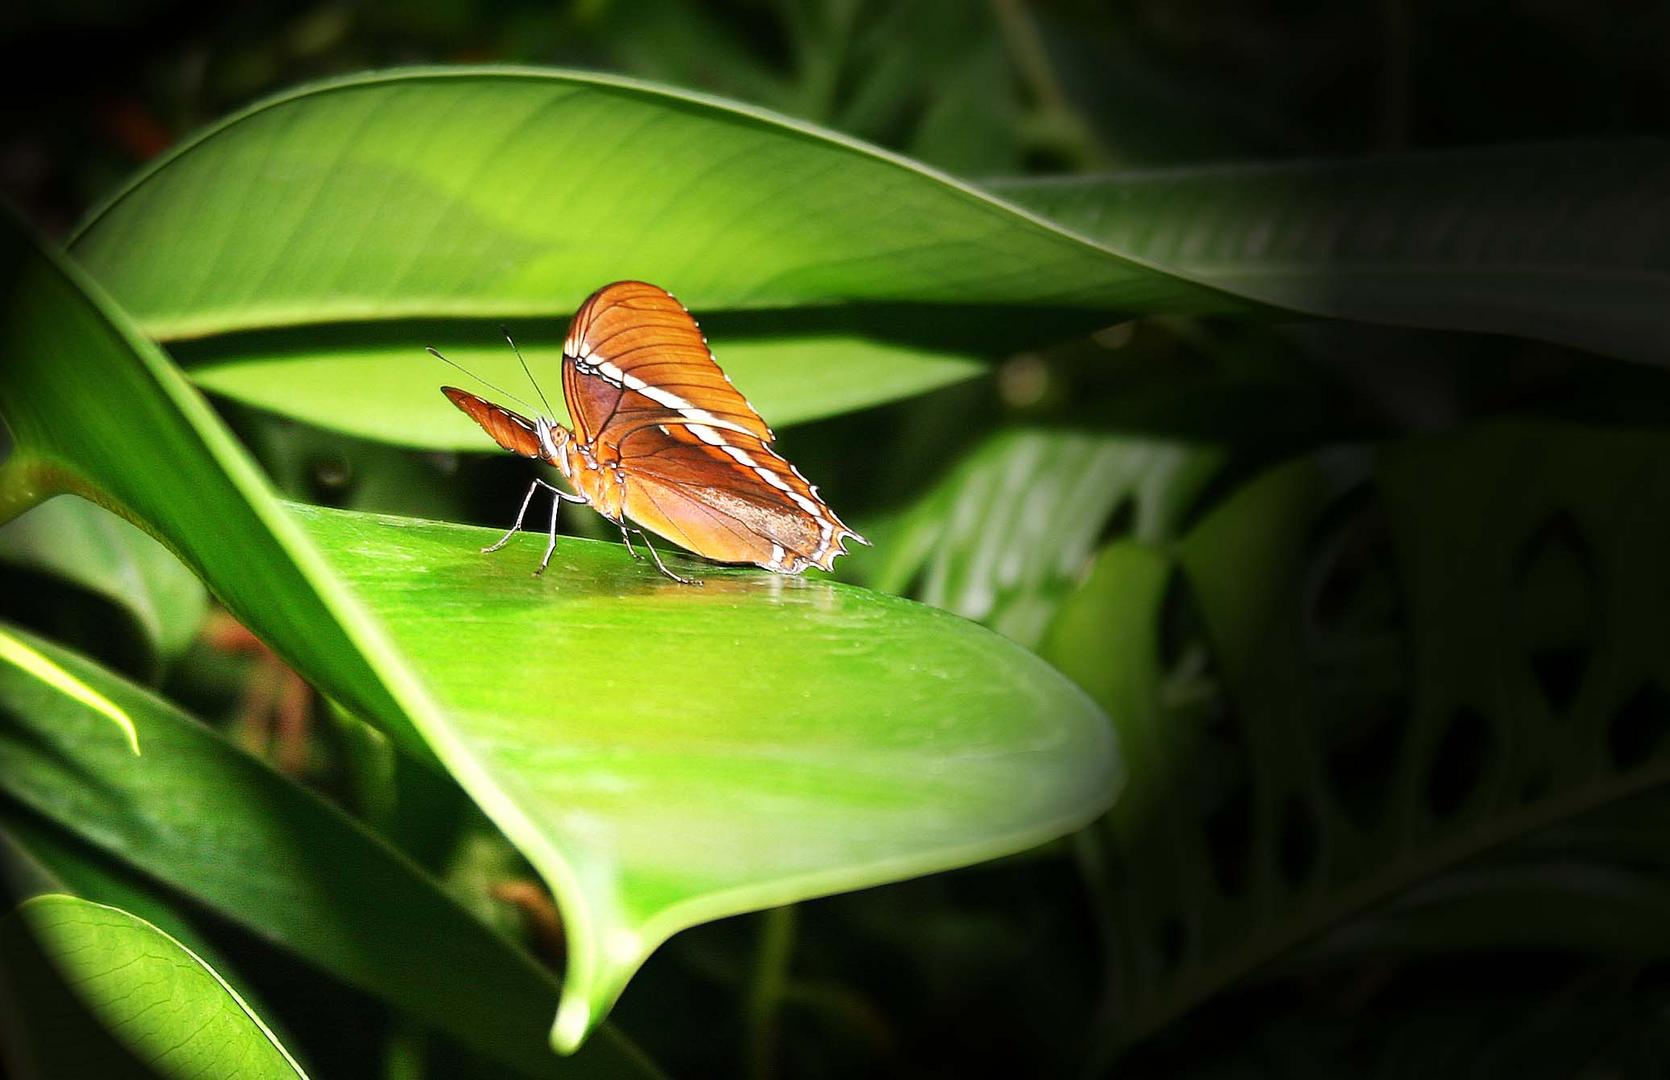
top-left (70, 68), bottom-right (1229, 332)
top-left (990, 141), bottom-right (1670, 364)
top-left (283, 501), bottom-right (1116, 1047)
top-left (1, 206), bottom-right (1115, 1048)
top-left (0, 622), bottom-right (657, 1078)
top-left (65, 67), bottom-right (1239, 449)
top-left (1043, 421), bottom-right (1670, 1062)
top-left (3, 895), bottom-right (308, 1080)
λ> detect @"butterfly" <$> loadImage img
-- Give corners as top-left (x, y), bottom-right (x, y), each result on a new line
top-left (436, 281), bottom-right (867, 584)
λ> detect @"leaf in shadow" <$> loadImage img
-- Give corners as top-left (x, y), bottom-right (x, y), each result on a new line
top-left (990, 142), bottom-right (1670, 364)
top-left (1042, 420), bottom-right (1670, 1063)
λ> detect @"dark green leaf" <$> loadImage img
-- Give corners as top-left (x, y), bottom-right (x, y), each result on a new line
top-left (991, 142), bottom-right (1670, 364)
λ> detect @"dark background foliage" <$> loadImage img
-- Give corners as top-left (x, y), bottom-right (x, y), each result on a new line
top-left (2, 1), bottom-right (1668, 1077)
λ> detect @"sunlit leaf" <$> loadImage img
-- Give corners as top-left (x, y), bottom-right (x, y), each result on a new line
top-left (66, 67), bottom-right (1239, 448)
top-left (870, 427), bottom-right (1221, 646)
top-left (4, 895), bottom-right (308, 1079)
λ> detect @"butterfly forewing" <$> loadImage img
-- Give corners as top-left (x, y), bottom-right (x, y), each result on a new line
top-left (562, 281), bottom-right (774, 448)
top-left (559, 281), bottom-right (863, 571)
top-left (443, 387), bottom-right (543, 458)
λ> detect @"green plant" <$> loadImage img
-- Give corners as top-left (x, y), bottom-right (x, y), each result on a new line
top-left (2, 22), bottom-right (1668, 1078)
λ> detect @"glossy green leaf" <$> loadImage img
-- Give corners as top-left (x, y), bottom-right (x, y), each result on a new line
top-left (70, 68), bottom-right (1231, 334)
top-left (66, 67), bottom-right (1239, 448)
top-left (284, 501), bottom-right (1116, 1048)
top-left (0, 621), bottom-right (658, 1078)
top-left (990, 141), bottom-right (1670, 364)
top-left (0, 495), bottom-right (207, 660)
top-left (5, 895), bottom-right (308, 1079)
top-left (1043, 421), bottom-right (1670, 1062)
top-left (0, 209), bottom-right (423, 754)
top-left (2, 205), bottom-right (1116, 1049)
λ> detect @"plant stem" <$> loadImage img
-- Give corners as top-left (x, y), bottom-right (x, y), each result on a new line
top-left (745, 904), bottom-right (797, 1080)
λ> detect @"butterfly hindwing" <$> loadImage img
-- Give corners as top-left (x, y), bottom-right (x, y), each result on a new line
top-left (621, 424), bottom-right (860, 572)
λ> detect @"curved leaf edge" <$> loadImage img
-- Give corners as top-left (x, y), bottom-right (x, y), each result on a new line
top-left (0, 214), bottom-right (622, 1052)
top-left (289, 502), bottom-right (1122, 1050)
top-left (15, 893), bottom-right (311, 1078)
top-left (572, 771), bottom-right (1118, 1050)
top-left (67, 65), bottom-right (1248, 340)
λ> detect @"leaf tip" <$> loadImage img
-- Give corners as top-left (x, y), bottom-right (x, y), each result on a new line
top-left (0, 626), bottom-right (140, 755)
top-left (551, 995), bottom-right (592, 1055)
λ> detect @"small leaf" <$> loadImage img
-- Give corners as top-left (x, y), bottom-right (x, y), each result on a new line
top-left (4, 895), bottom-right (308, 1079)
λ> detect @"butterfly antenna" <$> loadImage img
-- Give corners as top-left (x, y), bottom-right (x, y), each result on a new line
top-left (425, 346), bottom-right (537, 412)
top-left (501, 325), bottom-right (557, 419)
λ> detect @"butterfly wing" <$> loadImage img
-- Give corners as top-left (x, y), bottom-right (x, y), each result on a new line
top-left (561, 280), bottom-right (774, 449)
top-left (559, 280), bottom-right (864, 572)
top-left (619, 425), bottom-right (863, 573)
top-left (442, 386), bottom-right (543, 458)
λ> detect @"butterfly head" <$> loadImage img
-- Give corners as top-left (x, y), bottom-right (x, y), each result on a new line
top-left (535, 415), bottom-right (573, 473)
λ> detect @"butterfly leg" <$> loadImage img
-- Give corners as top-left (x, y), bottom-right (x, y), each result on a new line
top-left (633, 529), bottom-right (701, 586)
top-left (533, 487), bottom-right (563, 576)
top-left (484, 478), bottom-right (584, 555)
top-left (481, 479), bottom-right (540, 553)
top-left (617, 524), bottom-right (645, 560)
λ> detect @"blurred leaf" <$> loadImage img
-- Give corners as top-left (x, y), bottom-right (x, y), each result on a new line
top-left (67, 67), bottom-right (1241, 449)
top-left (0, 623), bottom-right (138, 753)
top-left (1310, 860), bottom-right (1670, 957)
top-left (4, 895), bottom-right (308, 1079)
top-left (1, 205), bottom-right (1116, 1049)
top-left (1042, 421), bottom-right (1670, 1062)
top-left (990, 141), bottom-right (1670, 364)
top-left (0, 495), bottom-right (207, 660)
top-left (1145, 965), bottom-right (1666, 1080)
top-left (0, 622), bottom-right (658, 1078)
top-left (871, 427), bottom-right (1221, 646)
top-left (177, 326), bottom-right (983, 451)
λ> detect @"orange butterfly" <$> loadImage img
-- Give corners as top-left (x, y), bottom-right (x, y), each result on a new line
top-left (437, 281), bottom-right (866, 583)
